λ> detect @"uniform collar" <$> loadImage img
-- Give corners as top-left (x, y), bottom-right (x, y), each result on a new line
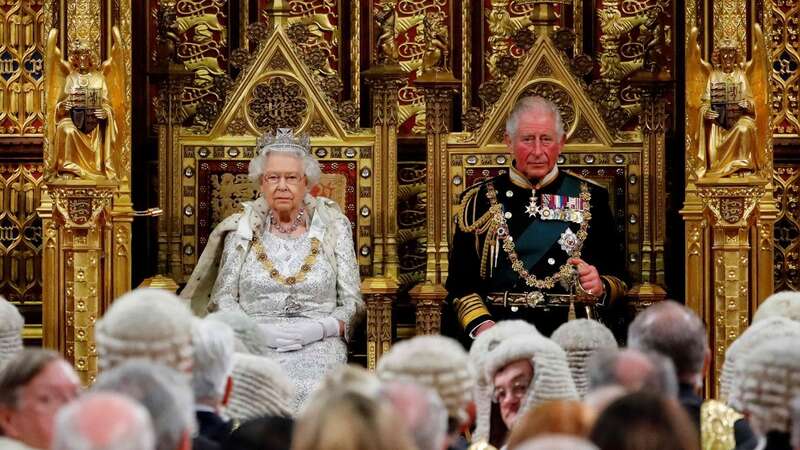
top-left (509, 164), bottom-right (559, 190)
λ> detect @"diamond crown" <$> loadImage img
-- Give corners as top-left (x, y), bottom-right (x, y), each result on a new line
top-left (257, 128), bottom-right (311, 155)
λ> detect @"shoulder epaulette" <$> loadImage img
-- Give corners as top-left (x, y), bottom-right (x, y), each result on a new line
top-left (563, 170), bottom-right (605, 188)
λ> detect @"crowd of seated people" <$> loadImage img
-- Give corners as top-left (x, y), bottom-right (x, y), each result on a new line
top-left (1, 289), bottom-right (800, 450)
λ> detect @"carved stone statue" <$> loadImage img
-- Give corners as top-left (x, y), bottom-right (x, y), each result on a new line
top-left (687, 26), bottom-right (770, 179)
top-left (421, 11), bottom-right (449, 73)
top-left (374, 2), bottom-right (399, 65)
top-left (45, 27), bottom-right (126, 180)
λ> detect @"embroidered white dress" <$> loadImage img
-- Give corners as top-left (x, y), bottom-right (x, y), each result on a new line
top-left (209, 197), bottom-right (363, 410)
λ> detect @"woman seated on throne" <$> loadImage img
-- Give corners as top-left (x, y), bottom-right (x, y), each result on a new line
top-left (182, 128), bottom-right (364, 409)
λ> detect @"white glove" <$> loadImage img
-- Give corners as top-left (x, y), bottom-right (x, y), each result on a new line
top-left (259, 324), bottom-right (302, 350)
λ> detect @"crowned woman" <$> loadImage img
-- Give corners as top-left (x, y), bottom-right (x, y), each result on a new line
top-left (182, 128), bottom-right (364, 410)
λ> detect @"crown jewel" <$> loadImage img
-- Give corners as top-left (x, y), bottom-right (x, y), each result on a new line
top-left (257, 128), bottom-right (310, 155)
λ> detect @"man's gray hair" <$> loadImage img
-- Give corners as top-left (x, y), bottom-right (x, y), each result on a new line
top-left (0, 296), bottom-right (23, 369)
top-left (52, 392), bottom-right (155, 450)
top-left (96, 288), bottom-right (194, 373)
top-left (191, 319), bottom-right (235, 403)
top-left (0, 348), bottom-right (61, 409)
top-left (248, 131), bottom-right (322, 187)
top-left (587, 348), bottom-right (678, 397)
top-left (791, 396), bottom-right (800, 449)
top-left (93, 360), bottom-right (196, 450)
top-left (627, 301), bottom-right (707, 382)
top-left (381, 381), bottom-right (448, 450)
top-left (205, 310), bottom-right (269, 355)
top-left (505, 96), bottom-right (566, 140)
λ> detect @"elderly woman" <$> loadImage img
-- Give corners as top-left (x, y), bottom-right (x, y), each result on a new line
top-left (182, 128), bottom-right (364, 408)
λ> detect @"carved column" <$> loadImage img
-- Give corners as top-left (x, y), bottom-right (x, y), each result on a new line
top-left (626, 80), bottom-right (669, 306)
top-left (39, 180), bottom-right (128, 385)
top-left (360, 65), bottom-right (406, 368)
top-left (682, 179), bottom-right (771, 397)
top-left (409, 73), bottom-right (460, 335)
top-left (42, 0), bottom-right (133, 384)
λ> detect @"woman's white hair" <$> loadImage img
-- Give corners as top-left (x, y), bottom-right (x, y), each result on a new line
top-left (248, 128), bottom-right (322, 187)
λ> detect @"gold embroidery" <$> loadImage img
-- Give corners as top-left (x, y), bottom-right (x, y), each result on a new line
top-left (485, 181), bottom-right (592, 289)
top-left (251, 235), bottom-right (321, 286)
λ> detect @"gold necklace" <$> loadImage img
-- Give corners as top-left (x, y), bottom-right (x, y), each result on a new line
top-left (251, 234), bottom-right (321, 286)
top-left (485, 181), bottom-right (592, 289)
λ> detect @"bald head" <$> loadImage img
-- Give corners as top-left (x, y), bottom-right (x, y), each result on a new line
top-left (628, 301), bottom-right (707, 382)
top-left (53, 392), bottom-right (155, 450)
top-left (381, 381), bottom-right (448, 450)
top-left (587, 348), bottom-right (677, 397)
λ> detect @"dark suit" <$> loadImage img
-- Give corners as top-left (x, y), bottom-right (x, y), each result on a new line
top-left (446, 167), bottom-right (627, 337)
top-left (196, 410), bottom-right (233, 445)
top-left (678, 383), bottom-right (758, 450)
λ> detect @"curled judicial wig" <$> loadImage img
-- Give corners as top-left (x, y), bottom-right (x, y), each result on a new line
top-left (551, 319), bottom-right (618, 398)
top-left (0, 295), bottom-right (23, 369)
top-left (719, 316), bottom-right (800, 401)
top-left (226, 352), bottom-right (295, 421)
top-left (95, 288), bottom-right (194, 373)
top-left (752, 290), bottom-right (800, 323)
top-left (248, 128), bottom-right (321, 187)
top-left (728, 337), bottom-right (800, 435)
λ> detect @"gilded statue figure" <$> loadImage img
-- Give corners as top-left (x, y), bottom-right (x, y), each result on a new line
top-left (45, 27), bottom-right (127, 180)
top-left (686, 25), bottom-right (770, 179)
top-left (421, 11), bottom-right (449, 73)
top-left (374, 2), bottom-right (399, 64)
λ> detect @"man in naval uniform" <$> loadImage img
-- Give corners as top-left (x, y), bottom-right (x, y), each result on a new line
top-left (446, 96), bottom-right (627, 339)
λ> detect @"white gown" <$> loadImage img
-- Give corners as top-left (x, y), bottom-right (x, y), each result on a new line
top-left (209, 201), bottom-right (363, 410)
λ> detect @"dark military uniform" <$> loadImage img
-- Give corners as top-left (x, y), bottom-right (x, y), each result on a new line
top-left (446, 167), bottom-right (627, 338)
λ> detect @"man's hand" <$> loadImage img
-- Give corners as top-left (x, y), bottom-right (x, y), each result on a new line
top-left (568, 257), bottom-right (604, 298)
top-left (473, 320), bottom-right (496, 337)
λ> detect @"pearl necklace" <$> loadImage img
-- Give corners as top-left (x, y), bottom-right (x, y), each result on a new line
top-left (270, 208), bottom-right (305, 234)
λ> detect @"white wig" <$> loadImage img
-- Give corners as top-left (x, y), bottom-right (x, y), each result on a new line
top-left (551, 319), bottom-right (618, 398)
top-left (468, 320), bottom-right (540, 442)
top-left (96, 288), bottom-right (194, 373)
top-left (226, 352), bottom-right (295, 421)
top-left (719, 316), bottom-right (800, 402)
top-left (377, 335), bottom-right (475, 425)
top-left (205, 310), bottom-right (270, 356)
top-left (728, 337), bottom-right (800, 435)
top-left (0, 295), bottom-right (24, 369)
top-left (248, 128), bottom-right (321, 187)
top-left (753, 290), bottom-right (800, 323)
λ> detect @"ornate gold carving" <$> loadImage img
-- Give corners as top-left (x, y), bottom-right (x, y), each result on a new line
top-left (774, 166), bottom-right (800, 291)
top-left (713, 0), bottom-right (746, 53)
top-left (421, 11), bottom-right (449, 74)
top-left (246, 76), bottom-right (309, 133)
top-left (410, 283), bottom-right (446, 335)
top-left (362, 278), bottom-right (397, 370)
top-left (374, 2), bottom-right (400, 64)
top-left (210, 173), bottom-right (258, 226)
top-left (0, 164), bottom-right (44, 326)
top-left (767, 0), bottom-right (800, 137)
top-left (67, 0), bottom-right (101, 55)
top-left (686, 26), bottom-right (771, 180)
top-left (697, 184), bottom-right (763, 225)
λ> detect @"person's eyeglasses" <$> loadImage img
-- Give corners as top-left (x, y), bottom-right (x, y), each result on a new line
top-left (491, 380), bottom-right (531, 404)
top-left (263, 173), bottom-right (303, 185)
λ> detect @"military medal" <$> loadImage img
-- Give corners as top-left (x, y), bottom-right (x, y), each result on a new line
top-left (558, 228), bottom-right (580, 253)
top-left (525, 190), bottom-right (539, 217)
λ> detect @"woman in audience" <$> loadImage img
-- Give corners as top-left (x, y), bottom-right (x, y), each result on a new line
top-left (182, 128), bottom-right (364, 407)
top-left (589, 391), bottom-right (699, 450)
top-left (291, 390), bottom-right (416, 450)
top-left (506, 400), bottom-right (596, 450)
